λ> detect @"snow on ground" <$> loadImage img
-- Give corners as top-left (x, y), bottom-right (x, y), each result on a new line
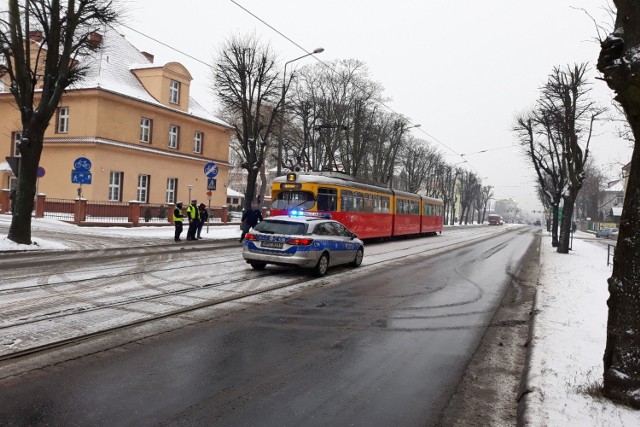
top-left (1, 215), bottom-right (638, 423)
top-left (0, 214), bottom-right (242, 251)
top-left (526, 231), bottom-right (639, 425)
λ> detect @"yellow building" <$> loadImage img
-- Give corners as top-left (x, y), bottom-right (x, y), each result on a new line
top-left (0, 27), bottom-right (233, 207)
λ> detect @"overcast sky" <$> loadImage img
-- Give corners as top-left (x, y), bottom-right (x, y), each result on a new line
top-left (118, 0), bottom-right (630, 212)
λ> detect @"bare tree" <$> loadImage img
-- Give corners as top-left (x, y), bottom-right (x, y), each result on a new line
top-left (213, 34), bottom-right (281, 210)
top-left (538, 64), bottom-right (604, 253)
top-left (515, 109), bottom-right (567, 247)
top-left (458, 171), bottom-right (480, 225)
top-left (475, 185), bottom-right (494, 224)
top-left (597, 0), bottom-right (640, 408)
top-left (0, 0), bottom-right (118, 244)
top-left (398, 138), bottom-right (438, 193)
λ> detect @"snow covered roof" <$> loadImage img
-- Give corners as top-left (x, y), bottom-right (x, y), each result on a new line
top-left (605, 179), bottom-right (625, 192)
top-left (227, 188), bottom-right (244, 198)
top-left (610, 207), bottom-right (623, 216)
top-left (70, 26), bottom-right (230, 129)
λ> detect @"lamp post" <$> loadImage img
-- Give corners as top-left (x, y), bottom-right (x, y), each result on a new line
top-left (277, 47), bottom-right (324, 176)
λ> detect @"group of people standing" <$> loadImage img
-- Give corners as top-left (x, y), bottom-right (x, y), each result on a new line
top-left (173, 200), bottom-right (209, 242)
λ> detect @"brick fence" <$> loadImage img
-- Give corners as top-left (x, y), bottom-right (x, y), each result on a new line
top-left (0, 190), bottom-right (230, 227)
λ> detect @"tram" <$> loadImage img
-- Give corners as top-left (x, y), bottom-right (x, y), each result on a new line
top-left (270, 171), bottom-right (444, 240)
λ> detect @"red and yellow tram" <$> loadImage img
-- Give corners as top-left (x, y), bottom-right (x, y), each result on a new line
top-left (270, 171), bottom-right (444, 240)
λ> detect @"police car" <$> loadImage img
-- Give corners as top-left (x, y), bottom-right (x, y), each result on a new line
top-left (242, 212), bottom-right (364, 276)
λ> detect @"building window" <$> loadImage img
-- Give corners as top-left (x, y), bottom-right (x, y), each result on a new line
top-left (137, 174), bottom-right (150, 203)
top-left (166, 177), bottom-right (178, 203)
top-left (11, 131), bottom-right (22, 157)
top-left (169, 125), bottom-right (180, 149)
top-left (169, 80), bottom-right (180, 104)
top-left (56, 106), bottom-right (69, 133)
top-left (108, 171), bottom-right (123, 201)
top-left (194, 131), bottom-right (203, 153)
top-left (140, 117), bottom-right (152, 143)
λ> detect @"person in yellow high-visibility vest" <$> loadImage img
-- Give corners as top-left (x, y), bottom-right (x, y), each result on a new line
top-left (173, 202), bottom-right (184, 242)
top-left (186, 199), bottom-right (200, 241)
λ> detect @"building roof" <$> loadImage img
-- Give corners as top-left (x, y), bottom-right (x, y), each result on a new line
top-left (227, 188), bottom-right (244, 198)
top-left (70, 26), bottom-right (230, 129)
top-left (605, 179), bottom-right (625, 192)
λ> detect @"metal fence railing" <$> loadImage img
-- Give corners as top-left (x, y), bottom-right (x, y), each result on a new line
top-left (139, 203), bottom-right (170, 224)
top-left (43, 198), bottom-right (75, 221)
top-left (85, 201), bottom-right (129, 223)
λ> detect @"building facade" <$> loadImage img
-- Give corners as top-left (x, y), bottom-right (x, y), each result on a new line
top-left (1, 27), bottom-right (233, 207)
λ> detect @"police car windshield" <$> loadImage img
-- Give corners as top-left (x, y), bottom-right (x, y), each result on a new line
top-left (254, 220), bottom-right (308, 235)
top-left (271, 191), bottom-right (315, 210)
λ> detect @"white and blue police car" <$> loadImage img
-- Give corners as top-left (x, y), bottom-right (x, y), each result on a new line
top-left (241, 211), bottom-right (364, 276)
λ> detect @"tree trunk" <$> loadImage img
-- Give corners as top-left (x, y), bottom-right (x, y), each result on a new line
top-left (243, 168), bottom-right (259, 211)
top-left (551, 201), bottom-right (560, 247)
top-left (557, 196), bottom-right (575, 254)
top-left (598, 2), bottom-right (640, 406)
top-left (603, 136), bottom-right (640, 407)
top-left (7, 133), bottom-right (42, 244)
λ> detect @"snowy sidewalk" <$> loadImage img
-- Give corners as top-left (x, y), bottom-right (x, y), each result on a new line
top-left (523, 232), bottom-right (638, 425)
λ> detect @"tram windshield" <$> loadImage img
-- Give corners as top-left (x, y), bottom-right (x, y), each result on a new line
top-left (271, 191), bottom-right (316, 211)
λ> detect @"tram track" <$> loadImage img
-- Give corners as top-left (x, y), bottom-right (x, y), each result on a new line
top-left (0, 225), bottom-right (523, 364)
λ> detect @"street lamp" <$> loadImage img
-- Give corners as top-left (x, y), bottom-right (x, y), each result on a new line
top-left (277, 47), bottom-right (324, 176)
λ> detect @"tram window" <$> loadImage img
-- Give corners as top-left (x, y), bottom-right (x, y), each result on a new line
top-left (364, 193), bottom-right (374, 213)
top-left (410, 200), bottom-right (419, 215)
top-left (341, 189), bottom-right (353, 212)
top-left (380, 196), bottom-right (390, 213)
top-left (271, 191), bottom-right (315, 210)
top-left (318, 187), bottom-right (337, 211)
top-left (353, 191), bottom-right (364, 212)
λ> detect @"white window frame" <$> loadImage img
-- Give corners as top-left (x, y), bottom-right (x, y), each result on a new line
top-left (140, 117), bottom-right (152, 143)
top-left (108, 171), bottom-right (123, 201)
top-left (137, 174), bottom-right (150, 203)
top-left (166, 177), bottom-right (178, 203)
top-left (57, 106), bottom-right (69, 133)
top-left (12, 131), bottom-right (22, 157)
top-left (169, 80), bottom-right (180, 104)
top-left (193, 131), bottom-right (203, 154)
top-left (169, 125), bottom-right (179, 149)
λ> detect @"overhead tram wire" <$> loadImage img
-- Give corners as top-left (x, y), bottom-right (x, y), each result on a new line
top-left (120, 3), bottom-right (500, 187)
top-left (229, 1), bottom-right (464, 160)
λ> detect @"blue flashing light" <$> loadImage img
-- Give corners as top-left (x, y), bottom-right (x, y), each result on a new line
top-left (287, 210), bottom-right (332, 219)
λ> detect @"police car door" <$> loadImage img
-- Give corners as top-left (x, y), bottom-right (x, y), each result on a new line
top-left (326, 222), bottom-right (353, 264)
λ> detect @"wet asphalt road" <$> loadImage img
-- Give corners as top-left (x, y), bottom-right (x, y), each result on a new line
top-left (1, 228), bottom-right (535, 426)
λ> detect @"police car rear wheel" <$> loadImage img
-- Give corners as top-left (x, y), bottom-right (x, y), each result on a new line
top-left (250, 262), bottom-right (266, 270)
top-left (351, 247), bottom-right (364, 267)
top-left (313, 253), bottom-right (329, 277)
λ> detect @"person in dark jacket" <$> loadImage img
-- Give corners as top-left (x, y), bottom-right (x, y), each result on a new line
top-left (186, 199), bottom-right (200, 241)
top-left (197, 203), bottom-right (209, 239)
top-left (239, 207), bottom-right (263, 242)
top-left (173, 202), bottom-right (184, 242)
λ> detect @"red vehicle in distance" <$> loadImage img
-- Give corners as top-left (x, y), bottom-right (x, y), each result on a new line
top-left (488, 214), bottom-right (503, 225)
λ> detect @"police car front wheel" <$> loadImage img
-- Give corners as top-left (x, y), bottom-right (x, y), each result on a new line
top-left (351, 247), bottom-right (364, 267)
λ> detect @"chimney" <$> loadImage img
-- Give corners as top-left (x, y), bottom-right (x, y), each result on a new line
top-left (29, 31), bottom-right (43, 43)
top-left (141, 51), bottom-right (154, 63)
top-left (88, 31), bottom-right (103, 50)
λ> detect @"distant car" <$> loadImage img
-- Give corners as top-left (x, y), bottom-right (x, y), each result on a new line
top-left (242, 213), bottom-right (364, 276)
top-left (609, 230), bottom-right (619, 241)
top-left (595, 227), bottom-right (618, 238)
top-left (533, 220), bottom-right (542, 226)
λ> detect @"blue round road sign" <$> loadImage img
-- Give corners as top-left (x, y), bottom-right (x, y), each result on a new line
top-left (37, 166), bottom-right (45, 178)
top-left (204, 161), bottom-right (218, 178)
top-left (74, 157), bottom-right (92, 171)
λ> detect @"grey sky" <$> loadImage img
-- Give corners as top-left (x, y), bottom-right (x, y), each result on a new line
top-left (120, 0), bottom-right (630, 212)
